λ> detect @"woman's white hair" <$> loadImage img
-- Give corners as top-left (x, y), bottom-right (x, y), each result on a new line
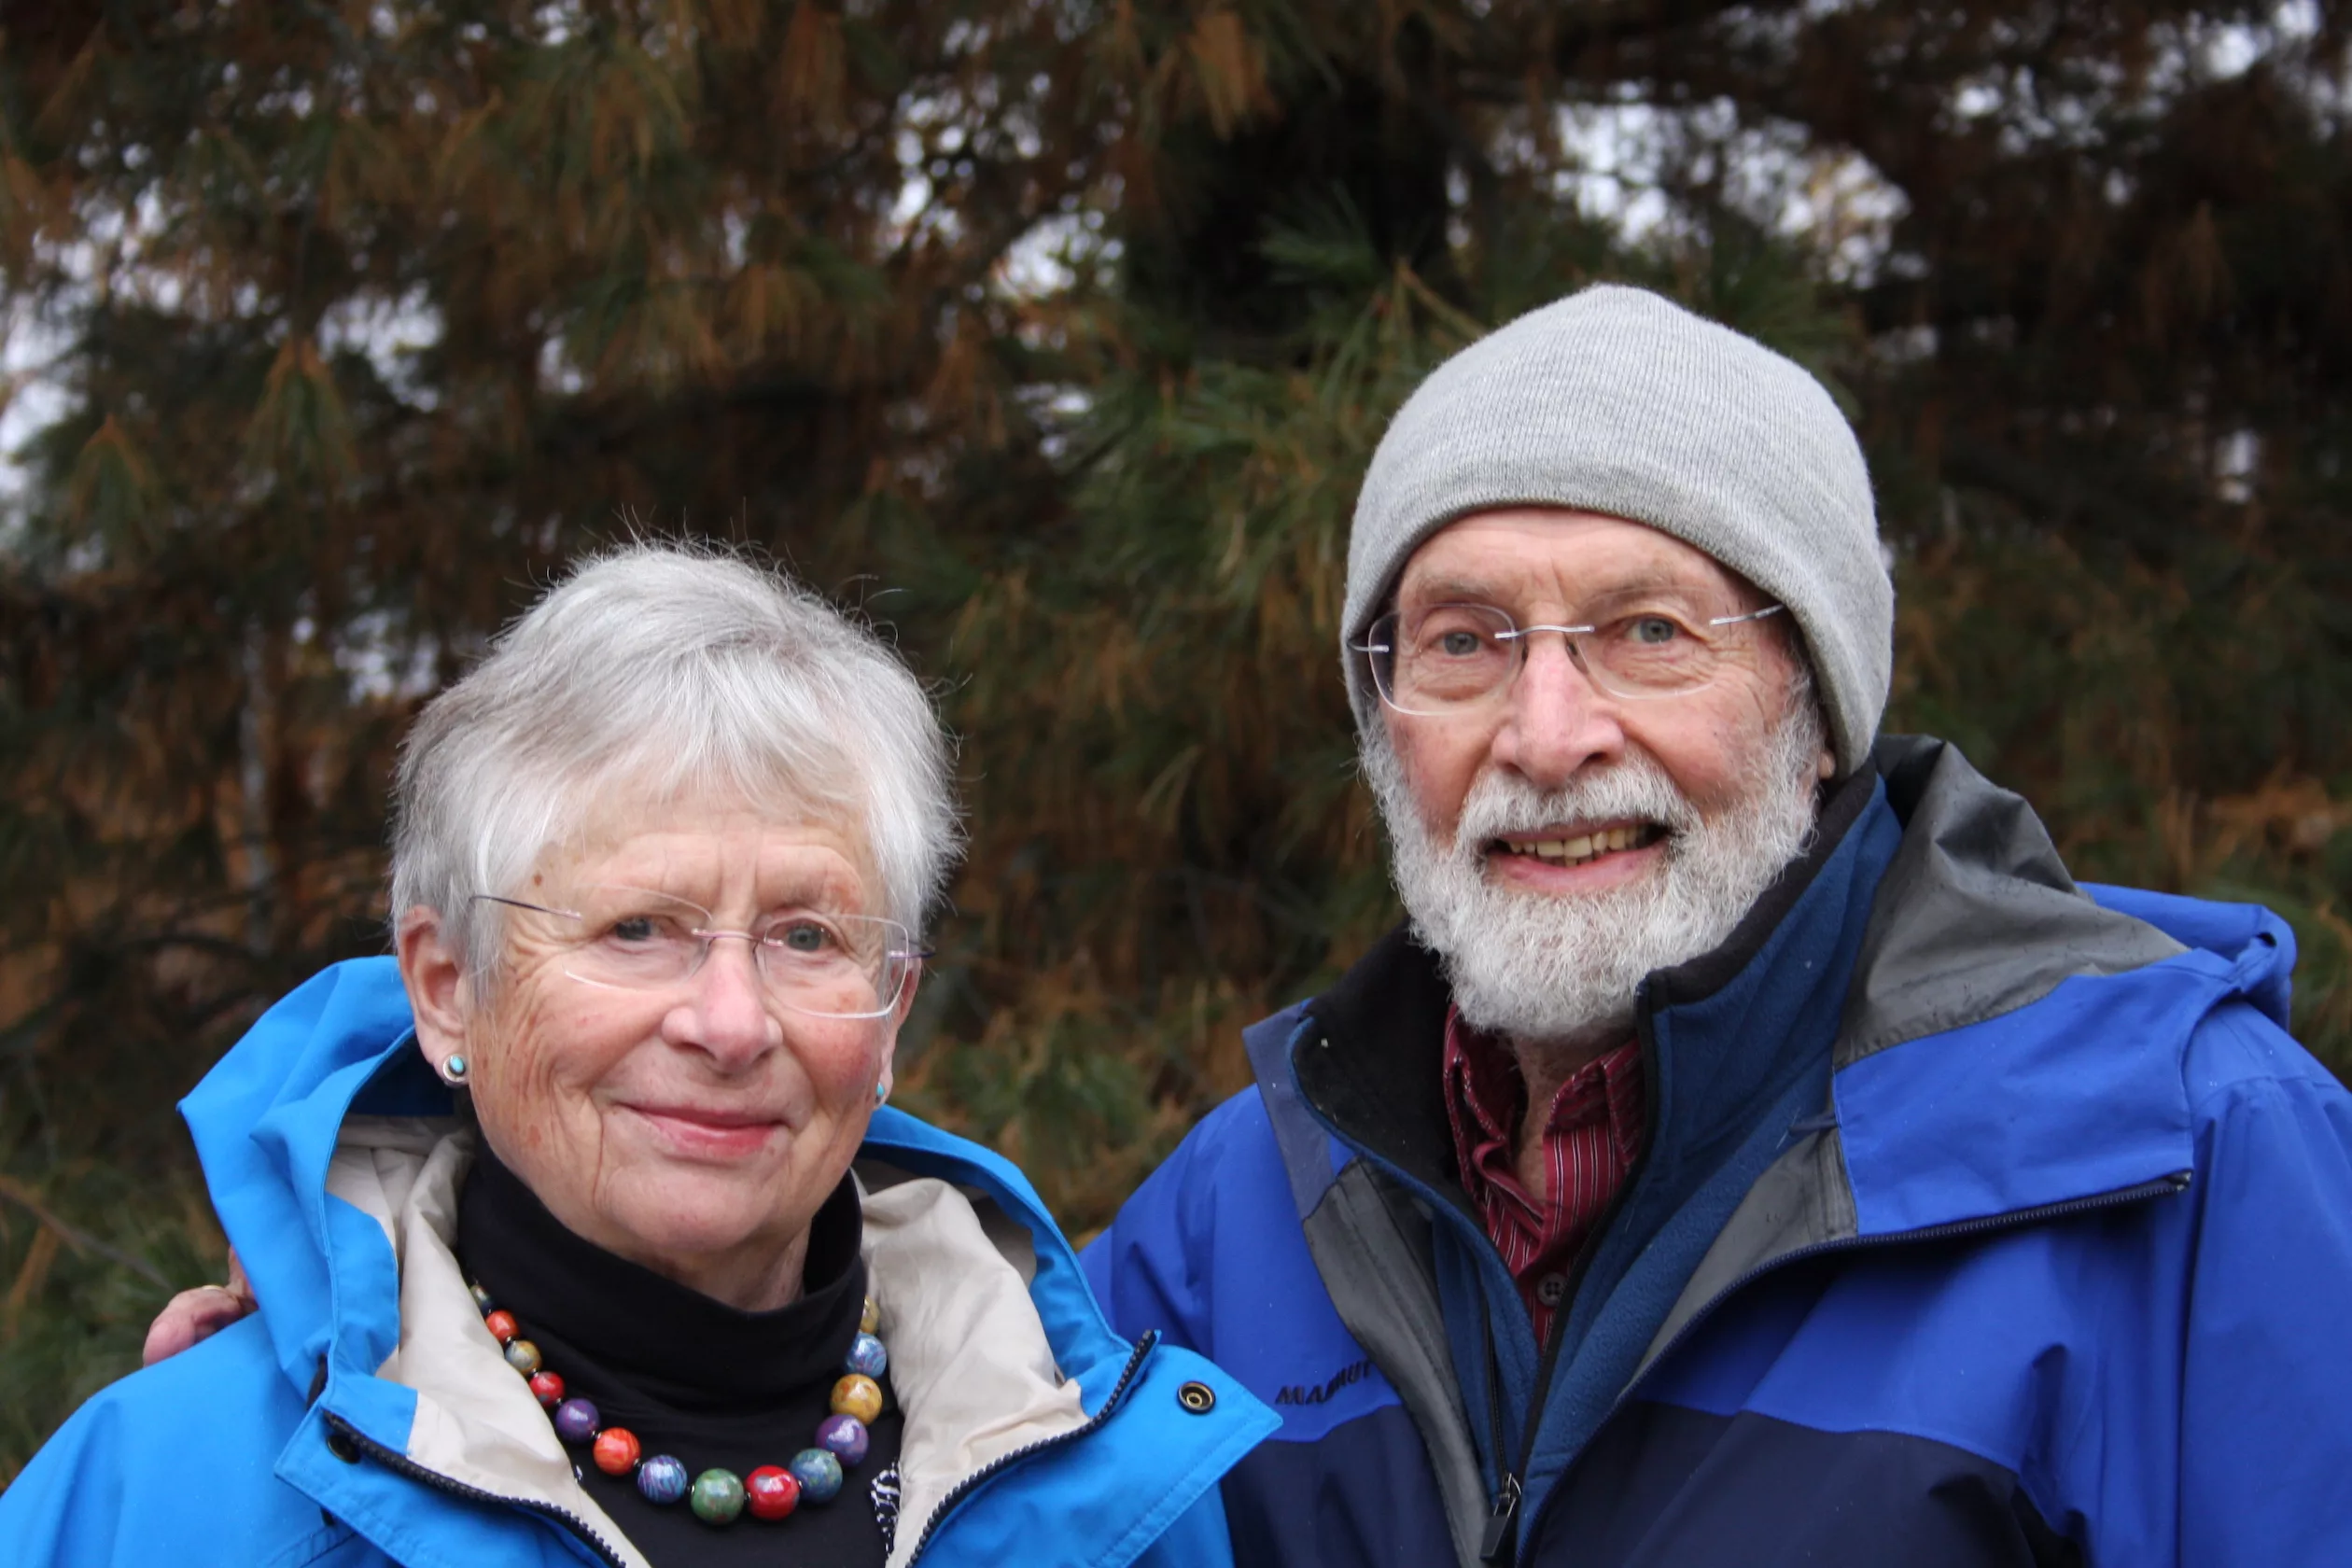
top-left (388, 542), bottom-right (960, 973)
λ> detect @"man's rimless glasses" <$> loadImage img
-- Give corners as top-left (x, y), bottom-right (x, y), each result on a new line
top-left (1353, 601), bottom-right (1786, 717)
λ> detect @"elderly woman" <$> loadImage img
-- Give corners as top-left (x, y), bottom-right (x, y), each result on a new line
top-left (0, 546), bottom-right (1272, 1568)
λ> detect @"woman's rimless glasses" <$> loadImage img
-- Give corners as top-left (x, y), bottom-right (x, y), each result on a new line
top-left (471, 887), bottom-right (927, 1019)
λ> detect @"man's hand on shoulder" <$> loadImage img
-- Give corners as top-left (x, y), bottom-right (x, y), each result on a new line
top-left (142, 1249), bottom-right (254, 1365)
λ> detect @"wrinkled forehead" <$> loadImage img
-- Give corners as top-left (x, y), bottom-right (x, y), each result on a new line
top-left (1393, 507), bottom-right (1762, 612)
top-left (539, 775), bottom-right (881, 913)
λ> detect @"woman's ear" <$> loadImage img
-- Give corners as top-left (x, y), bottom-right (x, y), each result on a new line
top-left (396, 907), bottom-right (471, 1071)
top-left (875, 959), bottom-right (923, 1103)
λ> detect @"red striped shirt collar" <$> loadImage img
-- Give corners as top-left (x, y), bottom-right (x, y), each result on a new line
top-left (1441, 1007), bottom-right (1648, 1341)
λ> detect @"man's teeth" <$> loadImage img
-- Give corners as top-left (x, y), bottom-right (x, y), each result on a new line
top-left (1503, 825), bottom-right (1660, 867)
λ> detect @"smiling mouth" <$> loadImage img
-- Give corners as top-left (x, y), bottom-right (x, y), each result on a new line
top-left (1489, 822), bottom-right (1667, 870)
top-left (631, 1106), bottom-right (781, 1129)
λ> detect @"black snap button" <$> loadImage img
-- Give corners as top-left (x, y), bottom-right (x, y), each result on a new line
top-left (1535, 1273), bottom-right (1568, 1308)
top-left (326, 1426), bottom-right (363, 1463)
top-left (1178, 1380), bottom-right (1217, 1414)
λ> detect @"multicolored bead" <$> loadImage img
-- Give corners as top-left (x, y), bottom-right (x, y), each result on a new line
top-left (831, 1373), bottom-right (883, 1424)
top-left (815, 1413), bottom-right (868, 1466)
top-left (690, 1468), bottom-right (746, 1524)
top-left (469, 1282), bottom-right (497, 1313)
top-left (860, 1295), bottom-right (880, 1336)
top-left (637, 1453), bottom-right (690, 1505)
top-left (845, 1332), bottom-right (888, 1379)
top-left (483, 1310), bottom-right (518, 1345)
top-left (745, 1465), bottom-right (801, 1520)
top-left (502, 1338), bottom-right (542, 1376)
top-left (554, 1398), bottom-right (600, 1444)
top-left (527, 1371), bottom-right (565, 1408)
top-left (788, 1448), bottom-right (844, 1505)
top-left (592, 1426), bottom-right (641, 1476)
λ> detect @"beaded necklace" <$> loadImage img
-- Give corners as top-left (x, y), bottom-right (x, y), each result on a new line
top-left (469, 1279), bottom-right (889, 1526)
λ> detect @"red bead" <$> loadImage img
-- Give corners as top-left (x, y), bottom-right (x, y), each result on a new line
top-left (745, 1464), bottom-right (800, 1520)
top-left (528, 1371), bottom-right (565, 1408)
top-left (593, 1427), bottom-right (641, 1476)
top-left (483, 1310), bottom-right (519, 1345)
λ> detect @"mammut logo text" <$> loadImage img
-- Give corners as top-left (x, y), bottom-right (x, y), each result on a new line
top-left (1274, 1359), bottom-right (1374, 1406)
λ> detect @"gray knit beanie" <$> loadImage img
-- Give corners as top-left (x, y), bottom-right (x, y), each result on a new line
top-left (1343, 284), bottom-right (1891, 774)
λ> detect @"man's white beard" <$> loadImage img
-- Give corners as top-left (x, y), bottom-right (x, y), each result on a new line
top-left (1363, 700), bottom-right (1827, 1050)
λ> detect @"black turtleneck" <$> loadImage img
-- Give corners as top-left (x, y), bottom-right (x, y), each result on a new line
top-left (457, 1143), bottom-right (902, 1566)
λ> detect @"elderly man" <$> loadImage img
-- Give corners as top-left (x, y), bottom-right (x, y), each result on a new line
top-left (1082, 285), bottom-right (2352, 1567)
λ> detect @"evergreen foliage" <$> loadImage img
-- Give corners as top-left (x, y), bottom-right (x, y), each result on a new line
top-left (2, 0), bottom-right (2345, 1476)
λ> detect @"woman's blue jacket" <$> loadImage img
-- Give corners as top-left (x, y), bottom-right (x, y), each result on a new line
top-left (0, 958), bottom-right (1276, 1567)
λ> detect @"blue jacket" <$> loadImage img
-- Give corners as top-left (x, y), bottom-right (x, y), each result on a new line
top-left (1, 958), bottom-right (1276, 1568)
top-left (1085, 736), bottom-right (2352, 1566)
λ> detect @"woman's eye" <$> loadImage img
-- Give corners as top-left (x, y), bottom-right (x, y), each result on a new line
top-left (778, 923), bottom-right (832, 953)
top-left (610, 917), bottom-right (659, 944)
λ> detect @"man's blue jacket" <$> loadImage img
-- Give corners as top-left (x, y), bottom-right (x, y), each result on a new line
top-left (1085, 736), bottom-right (2352, 1566)
top-left (0, 959), bottom-right (1277, 1568)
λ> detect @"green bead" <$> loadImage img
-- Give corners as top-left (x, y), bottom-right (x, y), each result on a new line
top-left (690, 1468), bottom-right (746, 1525)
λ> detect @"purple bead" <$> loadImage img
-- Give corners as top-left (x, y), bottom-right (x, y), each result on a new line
top-left (553, 1397), bottom-right (600, 1443)
top-left (815, 1413), bottom-right (869, 1466)
top-left (788, 1447), bottom-right (844, 1504)
top-left (637, 1453), bottom-right (690, 1505)
top-left (845, 1331), bottom-right (888, 1379)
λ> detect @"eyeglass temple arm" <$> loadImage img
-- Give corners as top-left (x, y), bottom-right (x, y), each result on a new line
top-left (470, 892), bottom-right (584, 919)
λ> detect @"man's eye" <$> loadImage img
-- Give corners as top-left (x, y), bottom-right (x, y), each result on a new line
top-left (1436, 630), bottom-right (1485, 656)
top-left (1629, 616), bottom-right (1682, 645)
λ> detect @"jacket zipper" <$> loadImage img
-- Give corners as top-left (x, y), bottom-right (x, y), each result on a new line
top-left (1286, 1025), bottom-right (1601, 1568)
top-left (1476, 1002), bottom-right (1668, 1568)
top-left (324, 1413), bottom-right (633, 1568)
top-left (1508, 1168), bottom-right (2195, 1558)
top-left (1477, 1188), bottom-right (1620, 1566)
top-left (901, 1330), bottom-right (1158, 1564)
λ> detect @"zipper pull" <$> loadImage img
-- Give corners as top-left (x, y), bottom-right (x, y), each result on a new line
top-left (1478, 1472), bottom-right (1521, 1564)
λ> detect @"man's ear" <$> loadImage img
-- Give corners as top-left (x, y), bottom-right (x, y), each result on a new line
top-left (396, 907), bottom-right (471, 1071)
top-left (1817, 749), bottom-right (1837, 781)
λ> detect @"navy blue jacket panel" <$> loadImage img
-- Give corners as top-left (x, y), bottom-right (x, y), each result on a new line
top-left (1084, 735), bottom-right (2352, 1567)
